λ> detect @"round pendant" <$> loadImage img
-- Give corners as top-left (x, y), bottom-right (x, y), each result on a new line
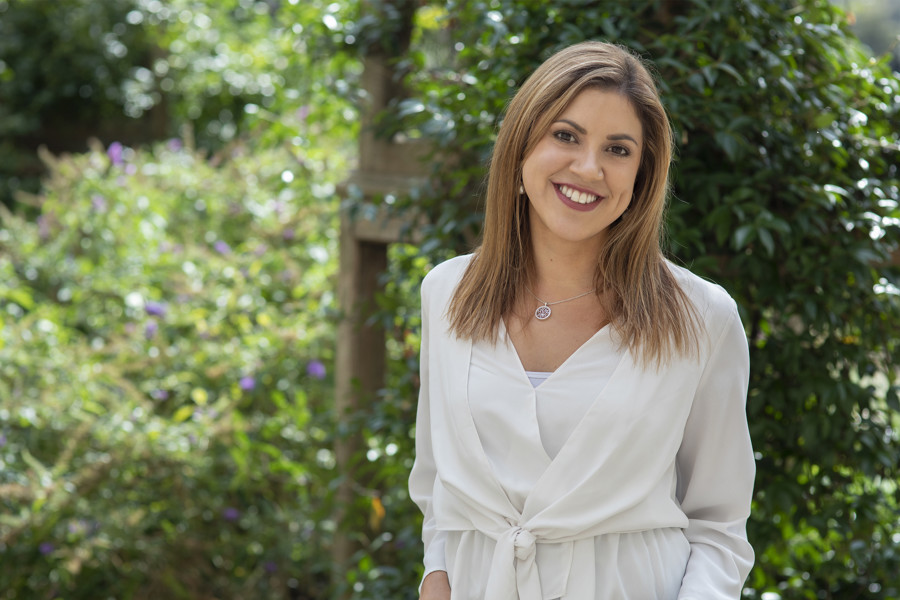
top-left (535, 304), bottom-right (551, 320)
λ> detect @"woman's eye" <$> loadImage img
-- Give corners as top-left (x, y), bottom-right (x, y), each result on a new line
top-left (553, 130), bottom-right (577, 143)
top-left (610, 145), bottom-right (630, 156)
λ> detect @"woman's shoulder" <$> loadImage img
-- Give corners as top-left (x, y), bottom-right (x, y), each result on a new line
top-left (421, 253), bottom-right (474, 298)
top-left (664, 259), bottom-right (739, 322)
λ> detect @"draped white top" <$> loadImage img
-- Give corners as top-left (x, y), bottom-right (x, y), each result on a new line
top-left (409, 254), bottom-right (755, 599)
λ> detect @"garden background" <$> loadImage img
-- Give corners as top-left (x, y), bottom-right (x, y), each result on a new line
top-left (1, 0), bottom-right (899, 599)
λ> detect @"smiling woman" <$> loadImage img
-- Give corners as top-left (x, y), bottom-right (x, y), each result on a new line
top-left (410, 41), bottom-right (755, 600)
top-left (522, 89), bottom-right (642, 250)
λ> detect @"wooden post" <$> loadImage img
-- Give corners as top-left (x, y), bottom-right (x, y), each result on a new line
top-left (331, 1), bottom-right (424, 592)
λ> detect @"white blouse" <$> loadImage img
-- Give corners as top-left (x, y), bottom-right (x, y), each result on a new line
top-left (464, 322), bottom-right (690, 597)
top-left (409, 254), bottom-right (755, 600)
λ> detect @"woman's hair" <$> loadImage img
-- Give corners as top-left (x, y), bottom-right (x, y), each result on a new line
top-left (446, 40), bottom-right (700, 366)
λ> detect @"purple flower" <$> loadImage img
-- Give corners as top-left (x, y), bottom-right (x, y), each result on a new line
top-left (0, 433), bottom-right (6, 447)
top-left (39, 542), bottom-right (55, 555)
top-left (91, 194), bottom-right (107, 212)
top-left (144, 319), bottom-right (158, 339)
top-left (306, 360), bottom-right (326, 380)
top-left (222, 507), bottom-right (240, 522)
top-left (282, 228), bottom-right (296, 241)
top-left (214, 240), bottom-right (231, 255)
top-left (125, 163), bottom-right (137, 175)
top-left (37, 214), bottom-right (51, 241)
top-left (145, 301), bottom-right (167, 317)
top-left (239, 376), bottom-right (255, 391)
top-left (297, 105), bottom-right (310, 121)
top-left (167, 138), bottom-right (183, 152)
top-left (264, 561), bottom-right (278, 574)
top-left (150, 389), bottom-right (169, 401)
top-left (253, 243), bottom-right (268, 257)
top-left (107, 142), bottom-right (124, 166)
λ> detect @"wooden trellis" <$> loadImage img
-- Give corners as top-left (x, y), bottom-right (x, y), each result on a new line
top-left (331, 46), bottom-right (428, 585)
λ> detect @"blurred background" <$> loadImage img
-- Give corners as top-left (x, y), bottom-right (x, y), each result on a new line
top-left (0, 1), bottom-right (898, 599)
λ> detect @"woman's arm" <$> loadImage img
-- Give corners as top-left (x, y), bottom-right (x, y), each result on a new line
top-left (676, 303), bottom-right (755, 599)
top-left (420, 570), bottom-right (451, 600)
top-left (408, 276), bottom-right (450, 594)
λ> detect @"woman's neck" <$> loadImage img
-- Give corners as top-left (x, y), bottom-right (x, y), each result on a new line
top-left (529, 238), bottom-right (602, 298)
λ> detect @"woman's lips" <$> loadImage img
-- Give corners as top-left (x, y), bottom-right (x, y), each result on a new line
top-left (553, 183), bottom-right (603, 212)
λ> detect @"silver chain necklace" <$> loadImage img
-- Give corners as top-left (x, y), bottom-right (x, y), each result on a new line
top-left (524, 285), bottom-right (595, 321)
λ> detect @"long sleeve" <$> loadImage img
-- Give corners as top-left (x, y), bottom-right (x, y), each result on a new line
top-left (408, 278), bottom-right (448, 586)
top-left (676, 302), bottom-right (755, 599)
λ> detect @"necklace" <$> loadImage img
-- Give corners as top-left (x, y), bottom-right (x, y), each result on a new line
top-left (524, 285), bottom-right (595, 321)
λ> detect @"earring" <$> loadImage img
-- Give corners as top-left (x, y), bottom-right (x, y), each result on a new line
top-left (519, 184), bottom-right (525, 194)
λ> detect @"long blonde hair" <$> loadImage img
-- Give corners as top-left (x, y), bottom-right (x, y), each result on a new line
top-left (446, 41), bottom-right (699, 366)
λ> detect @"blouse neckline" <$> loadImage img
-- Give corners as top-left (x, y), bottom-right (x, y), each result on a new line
top-left (500, 318), bottom-right (611, 388)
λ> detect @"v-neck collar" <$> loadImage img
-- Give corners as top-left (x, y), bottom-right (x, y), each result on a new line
top-left (499, 318), bottom-right (612, 389)
top-left (460, 320), bottom-right (627, 494)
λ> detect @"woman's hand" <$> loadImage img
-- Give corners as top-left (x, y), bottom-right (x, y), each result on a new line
top-left (420, 570), bottom-right (450, 600)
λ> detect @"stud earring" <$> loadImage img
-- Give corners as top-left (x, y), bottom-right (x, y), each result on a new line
top-left (519, 184), bottom-right (525, 194)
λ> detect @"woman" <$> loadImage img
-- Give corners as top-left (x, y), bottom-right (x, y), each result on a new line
top-left (409, 41), bottom-right (755, 599)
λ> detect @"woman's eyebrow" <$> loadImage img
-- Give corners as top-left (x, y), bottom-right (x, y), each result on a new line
top-left (555, 119), bottom-right (586, 134)
top-left (607, 133), bottom-right (639, 145)
top-left (554, 119), bottom-right (639, 145)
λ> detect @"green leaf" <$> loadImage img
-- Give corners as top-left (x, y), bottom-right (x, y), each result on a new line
top-left (757, 228), bottom-right (775, 257)
top-left (3, 288), bottom-right (35, 310)
top-left (173, 406), bottom-right (194, 423)
top-left (733, 224), bottom-right (755, 250)
top-left (814, 111), bottom-right (837, 129)
top-left (714, 131), bottom-right (741, 162)
top-left (716, 62), bottom-right (746, 85)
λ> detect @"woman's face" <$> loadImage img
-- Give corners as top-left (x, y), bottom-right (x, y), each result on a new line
top-left (521, 88), bottom-right (643, 252)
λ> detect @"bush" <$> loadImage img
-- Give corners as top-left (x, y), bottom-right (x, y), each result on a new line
top-left (0, 137), bottom-right (344, 598)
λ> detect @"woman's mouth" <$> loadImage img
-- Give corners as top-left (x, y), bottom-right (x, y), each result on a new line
top-left (554, 183), bottom-right (603, 212)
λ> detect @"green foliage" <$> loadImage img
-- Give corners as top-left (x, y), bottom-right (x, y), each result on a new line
top-left (0, 0), bottom-right (358, 205)
top-left (0, 0), bottom-right (156, 203)
top-left (0, 138), bottom-right (343, 598)
top-left (0, 0), bottom-right (152, 133)
top-left (361, 0), bottom-right (900, 597)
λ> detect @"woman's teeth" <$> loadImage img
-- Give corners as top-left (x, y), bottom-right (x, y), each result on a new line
top-left (558, 184), bottom-right (599, 204)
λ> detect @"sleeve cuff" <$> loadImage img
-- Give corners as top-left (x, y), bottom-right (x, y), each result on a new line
top-left (419, 531), bottom-right (448, 592)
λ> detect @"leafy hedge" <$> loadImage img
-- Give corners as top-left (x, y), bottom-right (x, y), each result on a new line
top-left (0, 137), bottom-right (343, 599)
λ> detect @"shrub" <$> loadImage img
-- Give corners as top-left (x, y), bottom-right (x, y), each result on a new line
top-left (0, 136), bottom-right (344, 599)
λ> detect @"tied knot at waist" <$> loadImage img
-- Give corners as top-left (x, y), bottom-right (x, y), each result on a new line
top-left (485, 524), bottom-right (544, 600)
top-left (511, 526), bottom-right (536, 561)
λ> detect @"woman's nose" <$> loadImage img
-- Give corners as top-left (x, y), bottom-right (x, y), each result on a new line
top-left (570, 149), bottom-right (603, 180)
